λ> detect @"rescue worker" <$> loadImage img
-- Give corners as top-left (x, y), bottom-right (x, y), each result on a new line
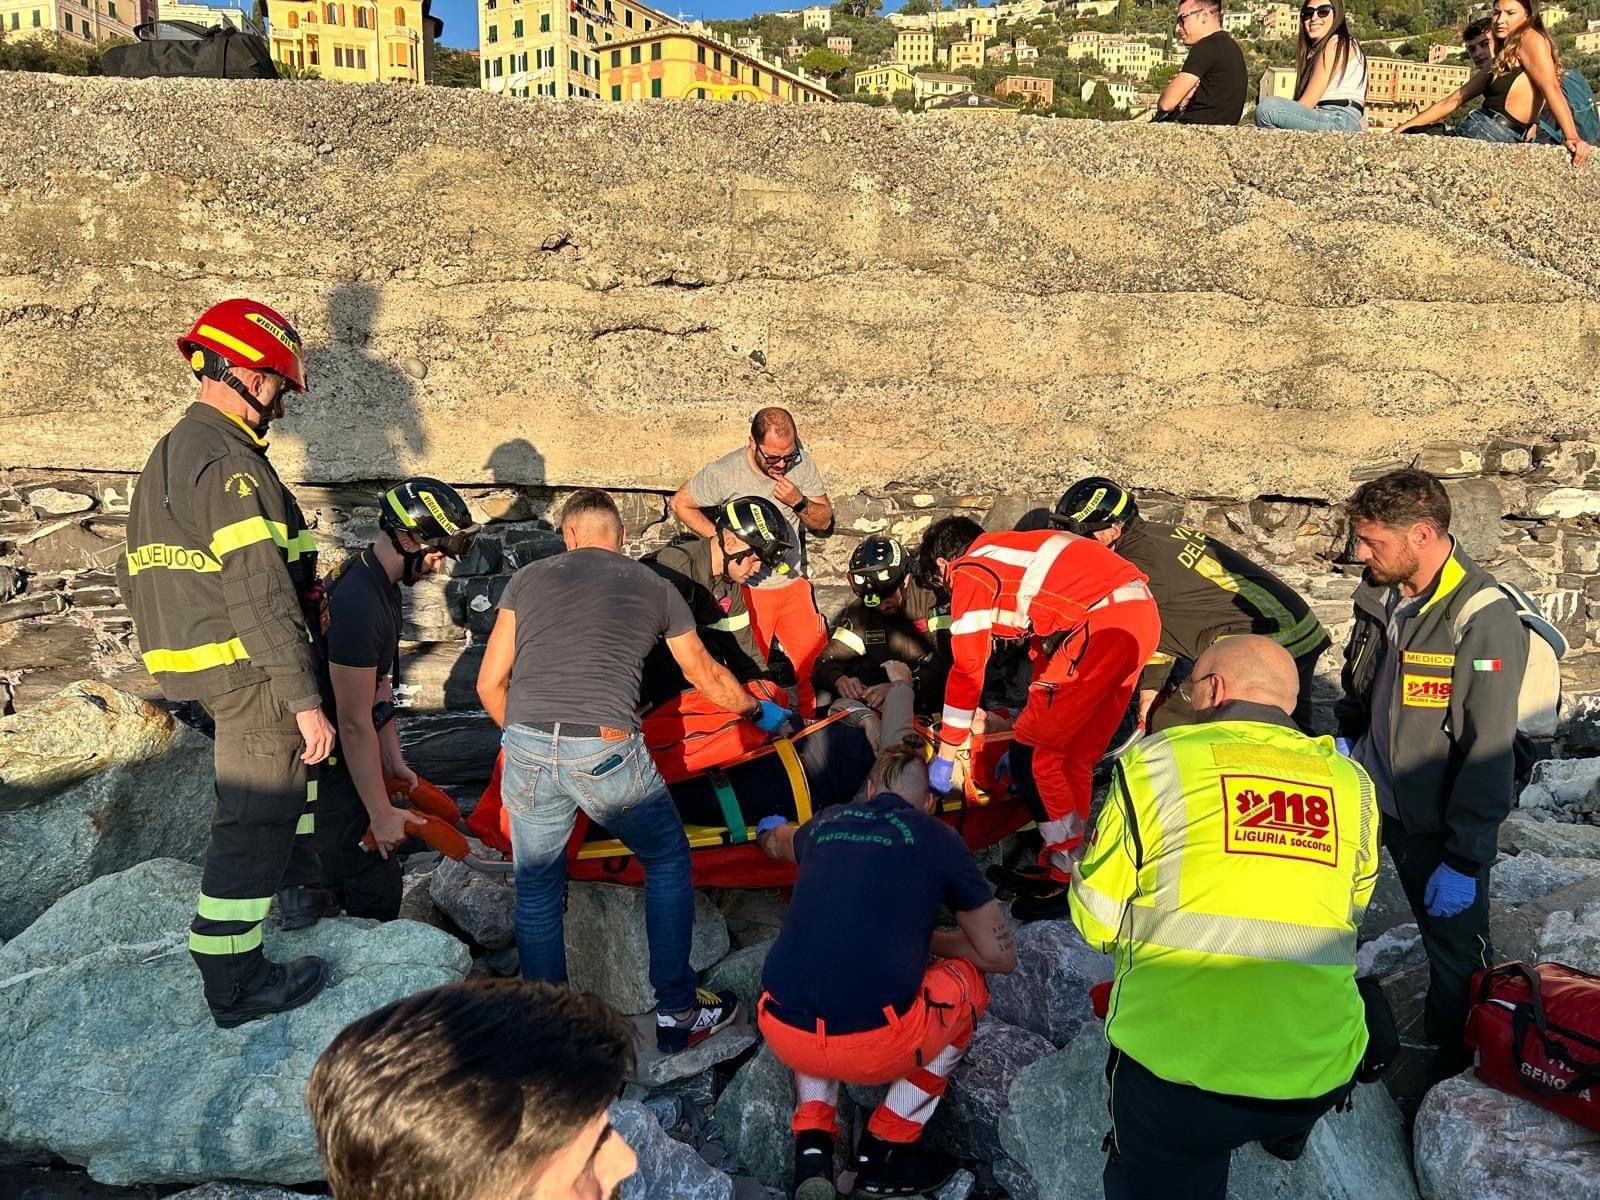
top-left (1335, 468), bottom-right (1527, 1077)
top-left (118, 298), bottom-right (336, 1028)
top-left (813, 535), bottom-right (952, 715)
top-left (1070, 636), bottom-right (1379, 1199)
top-left (640, 496), bottom-right (778, 707)
top-left (916, 517), bottom-right (1161, 921)
top-left (672, 408), bottom-right (833, 717)
top-left (755, 733), bottom-right (1017, 1200)
top-left (316, 478), bottom-right (479, 920)
top-left (1053, 477), bottom-right (1330, 733)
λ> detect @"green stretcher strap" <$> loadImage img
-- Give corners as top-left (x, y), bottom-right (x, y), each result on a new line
top-left (709, 769), bottom-right (748, 844)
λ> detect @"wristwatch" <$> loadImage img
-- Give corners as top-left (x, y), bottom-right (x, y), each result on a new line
top-left (793, 496), bottom-right (810, 514)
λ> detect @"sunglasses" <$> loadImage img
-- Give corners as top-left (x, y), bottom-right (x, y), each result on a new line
top-left (1175, 8), bottom-right (1206, 23)
top-left (755, 444), bottom-right (803, 469)
top-left (1301, 4), bottom-right (1333, 17)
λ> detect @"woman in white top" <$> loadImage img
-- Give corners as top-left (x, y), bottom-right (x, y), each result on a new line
top-left (1255, 0), bottom-right (1368, 132)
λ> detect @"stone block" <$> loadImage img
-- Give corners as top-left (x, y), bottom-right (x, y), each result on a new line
top-left (985, 914), bottom-right (1112, 1048)
top-left (567, 882), bottom-right (730, 1016)
top-left (925, 1015), bottom-right (1055, 1164)
top-left (611, 1100), bottom-right (735, 1200)
top-left (1440, 477), bottom-right (1505, 561)
top-left (1414, 441), bottom-right (1484, 478)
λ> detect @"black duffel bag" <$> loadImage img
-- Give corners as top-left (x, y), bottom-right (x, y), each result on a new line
top-left (102, 19), bottom-right (279, 80)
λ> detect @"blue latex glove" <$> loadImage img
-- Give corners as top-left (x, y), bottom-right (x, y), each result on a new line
top-left (929, 756), bottom-right (956, 795)
top-left (994, 750), bottom-right (1012, 783)
top-left (755, 815), bottom-right (788, 837)
top-left (1424, 863), bottom-right (1478, 918)
top-left (1334, 737), bottom-right (1353, 757)
top-left (752, 701), bottom-right (792, 735)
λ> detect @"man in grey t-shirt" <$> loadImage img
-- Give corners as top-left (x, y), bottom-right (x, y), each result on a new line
top-left (478, 489), bottom-right (789, 1055)
top-left (671, 407), bottom-right (834, 717)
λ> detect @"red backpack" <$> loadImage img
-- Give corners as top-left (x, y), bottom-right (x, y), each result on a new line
top-left (1466, 961), bottom-right (1600, 1132)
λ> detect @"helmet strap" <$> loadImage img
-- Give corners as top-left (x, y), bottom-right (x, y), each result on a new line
top-left (217, 366), bottom-right (277, 433)
top-left (385, 526), bottom-right (428, 587)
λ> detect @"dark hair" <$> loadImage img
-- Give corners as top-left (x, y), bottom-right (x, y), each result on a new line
top-left (870, 732), bottom-right (929, 796)
top-left (1344, 468), bottom-right (1451, 535)
top-left (1463, 15), bottom-right (1492, 39)
top-left (914, 516), bottom-right (984, 592)
top-left (750, 406), bottom-right (797, 446)
top-left (1294, 0), bottom-right (1360, 100)
top-left (307, 979), bottom-right (634, 1200)
top-left (559, 487), bottom-right (621, 530)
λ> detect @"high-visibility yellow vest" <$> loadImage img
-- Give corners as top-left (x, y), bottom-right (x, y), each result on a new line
top-left (1070, 718), bottom-right (1379, 1100)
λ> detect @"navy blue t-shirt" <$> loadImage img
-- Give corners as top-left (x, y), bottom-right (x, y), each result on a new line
top-left (761, 791), bottom-right (993, 1031)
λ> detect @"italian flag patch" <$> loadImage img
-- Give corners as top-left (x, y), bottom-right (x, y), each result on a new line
top-left (1473, 659), bottom-right (1502, 672)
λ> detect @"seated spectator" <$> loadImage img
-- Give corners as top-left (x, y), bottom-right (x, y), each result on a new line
top-left (306, 978), bottom-right (638, 1200)
top-left (1395, 0), bottom-right (1591, 166)
top-left (1157, 0), bottom-right (1246, 125)
top-left (755, 733), bottom-right (1018, 1200)
top-left (1463, 15), bottom-right (1496, 70)
top-left (1254, 1), bottom-right (1368, 133)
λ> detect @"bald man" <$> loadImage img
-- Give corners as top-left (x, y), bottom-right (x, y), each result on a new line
top-left (1070, 636), bottom-right (1380, 1200)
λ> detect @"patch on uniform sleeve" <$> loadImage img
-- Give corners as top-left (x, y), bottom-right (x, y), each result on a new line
top-left (1402, 674), bottom-right (1452, 708)
top-left (1221, 774), bottom-right (1339, 867)
top-left (1473, 659), bottom-right (1503, 672)
top-left (224, 471), bottom-right (259, 498)
top-left (1402, 651), bottom-right (1455, 667)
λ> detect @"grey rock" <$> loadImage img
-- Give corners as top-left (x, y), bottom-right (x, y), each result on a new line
top-left (1415, 442), bottom-right (1484, 480)
top-left (0, 682), bottom-right (213, 938)
top-left (611, 1100), bottom-right (734, 1200)
top-left (1356, 923), bottom-right (1425, 979)
top-left (1413, 1069), bottom-right (1600, 1200)
top-left (934, 1168), bottom-right (976, 1199)
top-left (999, 1034), bottom-right (1418, 1200)
top-left (568, 882), bottom-right (730, 1016)
top-left (429, 842), bottom-right (516, 949)
top-left (1440, 477), bottom-right (1504, 561)
top-left (1519, 758), bottom-right (1600, 812)
top-left (1359, 852), bottom-right (1417, 944)
top-left (992, 1155), bottom-right (1042, 1200)
top-left (713, 888), bottom-right (789, 948)
top-left (0, 858), bottom-right (471, 1186)
top-left (627, 1010), bottom-right (758, 1089)
top-left (715, 1045), bottom-right (856, 1191)
top-left (26, 486), bottom-right (94, 515)
top-left (1501, 813), bottom-right (1600, 860)
top-left (1490, 853), bottom-right (1600, 905)
top-left (701, 937), bottom-right (774, 1017)
top-left (986, 916), bottom-right (1112, 1047)
top-left (395, 867), bottom-right (453, 934)
top-left (169, 1187), bottom-right (327, 1199)
top-left (1538, 895), bottom-right (1600, 974)
top-left (927, 1015), bottom-right (1055, 1164)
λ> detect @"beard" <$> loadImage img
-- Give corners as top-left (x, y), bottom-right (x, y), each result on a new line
top-left (1364, 549), bottom-right (1420, 588)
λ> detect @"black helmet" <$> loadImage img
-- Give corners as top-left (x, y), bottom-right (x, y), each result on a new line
top-left (380, 477), bottom-right (480, 560)
top-left (848, 536), bottom-right (909, 608)
top-left (716, 495), bottom-right (794, 573)
top-left (1052, 477), bottom-right (1137, 534)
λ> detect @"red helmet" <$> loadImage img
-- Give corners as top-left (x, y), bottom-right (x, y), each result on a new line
top-left (178, 299), bottom-right (306, 392)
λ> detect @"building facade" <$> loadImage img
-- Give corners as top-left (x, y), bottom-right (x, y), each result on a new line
top-left (599, 28), bottom-right (832, 102)
top-left (1067, 30), bottom-right (1159, 78)
top-left (1364, 55), bottom-right (1470, 128)
top-left (852, 60), bottom-right (914, 98)
top-left (268, 0), bottom-right (439, 82)
top-left (476, 0), bottom-right (671, 99)
top-left (913, 70), bottom-right (971, 103)
top-left (1258, 2), bottom-right (1297, 40)
top-left (159, 0), bottom-right (253, 27)
top-left (928, 91), bottom-right (1017, 115)
top-left (1575, 29), bottom-right (1600, 53)
top-left (944, 35), bottom-right (983, 70)
top-left (1081, 75), bottom-right (1136, 110)
top-left (0, 0), bottom-right (149, 44)
top-left (895, 28), bottom-right (933, 67)
top-left (800, 3), bottom-right (828, 30)
top-left (825, 33), bottom-right (849, 55)
top-left (996, 72), bottom-right (1052, 105)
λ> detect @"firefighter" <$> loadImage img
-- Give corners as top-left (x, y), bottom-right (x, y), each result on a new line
top-left (916, 517), bottom-right (1161, 922)
top-left (813, 535), bottom-right (953, 716)
top-left (316, 478), bottom-right (479, 920)
top-left (1052, 477), bottom-right (1330, 733)
top-left (1070, 636), bottom-right (1378, 1199)
top-left (118, 298), bottom-right (336, 1028)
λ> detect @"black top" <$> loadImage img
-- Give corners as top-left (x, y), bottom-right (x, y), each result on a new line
top-left (641, 535), bottom-right (765, 706)
top-left (812, 579), bottom-right (952, 714)
top-left (498, 548), bottom-right (696, 732)
top-left (1176, 31), bottom-right (1246, 125)
top-left (669, 721), bottom-right (877, 827)
top-left (319, 548), bottom-right (403, 775)
top-left (761, 791), bottom-right (993, 1031)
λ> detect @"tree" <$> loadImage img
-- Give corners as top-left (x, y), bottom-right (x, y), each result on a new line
top-left (891, 86), bottom-right (915, 110)
top-left (0, 31), bottom-right (123, 75)
top-left (800, 47), bottom-right (851, 78)
top-left (432, 45), bottom-right (480, 87)
top-left (833, 0), bottom-right (882, 17)
top-left (276, 60), bottom-right (322, 79)
top-left (901, 0), bottom-right (932, 14)
top-left (1086, 79), bottom-right (1118, 120)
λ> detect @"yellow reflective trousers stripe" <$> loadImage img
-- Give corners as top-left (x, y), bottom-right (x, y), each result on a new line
top-left (195, 893), bottom-right (274, 922)
top-left (209, 516), bottom-right (317, 562)
top-left (708, 612), bottom-right (752, 633)
top-left (295, 812), bottom-right (315, 836)
top-left (188, 926), bottom-right (264, 957)
top-left (142, 637), bottom-right (250, 674)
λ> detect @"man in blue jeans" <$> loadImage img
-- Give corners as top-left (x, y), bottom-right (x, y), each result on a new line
top-left (478, 488), bottom-right (790, 1052)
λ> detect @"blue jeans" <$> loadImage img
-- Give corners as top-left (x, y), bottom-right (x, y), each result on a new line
top-left (1254, 96), bottom-right (1363, 133)
top-left (501, 724), bottom-right (697, 1013)
top-left (1453, 109), bottom-right (1525, 143)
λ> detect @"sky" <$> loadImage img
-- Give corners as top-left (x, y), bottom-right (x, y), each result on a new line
top-left (436, 0), bottom-right (907, 48)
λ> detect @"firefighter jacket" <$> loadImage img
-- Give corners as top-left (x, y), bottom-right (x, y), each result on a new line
top-left (1070, 701), bottom-right (1378, 1100)
top-left (641, 535), bottom-right (766, 704)
top-left (1114, 519), bottom-right (1329, 694)
top-left (1332, 542), bottom-right (1527, 870)
top-left (940, 530), bottom-right (1146, 748)
top-left (118, 403), bottom-right (320, 710)
top-left (813, 579), bottom-right (952, 713)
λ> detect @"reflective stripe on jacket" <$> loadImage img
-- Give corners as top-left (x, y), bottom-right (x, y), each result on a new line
top-left (117, 403), bottom-right (320, 707)
top-left (813, 578), bottom-right (951, 712)
top-left (1070, 706), bottom-right (1378, 1099)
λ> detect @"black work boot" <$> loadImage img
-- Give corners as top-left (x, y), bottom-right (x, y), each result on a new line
top-left (854, 1132), bottom-right (958, 1197)
top-left (985, 863), bottom-right (1058, 899)
top-left (275, 886), bottom-right (341, 931)
top-left (793, 1130), bottom-right (836, 1200)
top-left (1259, 1129), bottom-right (1312, 1162)
top-left (209, 956), bottom-right (329, 1029)
top-left (1009, 883), bottom-right (1072, 923)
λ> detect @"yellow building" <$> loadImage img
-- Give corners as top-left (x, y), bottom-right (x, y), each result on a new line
top-left (1364, 57), bottom-right (1470, 128)
top-left (853, 61), bottom-right (914, 98)
top-left (895, 28), bottom-right (934, 68)
top-left (159, 0), bottom-right (252, 27)
top-left (1542, 3), bottom-right (1568, 27)
top-left (598, 28), bottom-right (833, 102)
top-left (1081, 75), bottom-right (1136, 110)
top-left (1066, 31), bottom-right (1159, 79)
top-left (1258, 2), bottom-right (1298, 40)
top-left (801, 3), bottom-right (828, 31)
top-left (964, 10), bottom-right (997, 37)
top-left (477, 0), bottom-right (674, 100)
top-left (913, 70), bottom-right (971, 103)
top-left (943, 36), bottom-right (984, 70)
top-left (1576, 29), bottom-right (1600, 53)
top-left (0, 0), bottom-right (145, 43)
top-left (1257, 64), bottom-right (1296, 101)
top-left (268, 0), bottom-right (441, 82)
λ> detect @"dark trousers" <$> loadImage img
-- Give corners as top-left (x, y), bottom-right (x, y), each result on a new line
top-left (1153, 648), bottom-right (1323, 735)
top-left (191, 684), bottom-right (319, 1006)
top-left (1382, 817), bottom-right (1492, 1056)
top-left (1103, 1050), bottom-right (1346, 1200)
top-left (315, 759), bottom-right (403, 920)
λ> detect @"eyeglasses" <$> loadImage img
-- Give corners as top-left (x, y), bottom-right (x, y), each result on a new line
top-left (1177, 672), bottom-right (1218, 705)
top-left (1300, 4), bottom-right (1333, 17)
top-left (755, 444), bottom-right (803, 469)
top-left (1174, 8), bottom-right (1207, 25)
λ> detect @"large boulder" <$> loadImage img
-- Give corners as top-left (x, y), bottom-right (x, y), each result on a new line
top-left (926, 1015), bottom-right (1056, 1164)
top-left (1413, 1070), bottom-right (1600, 1199)
top-left (1359, 853), bottom-right (1416, 943)
top-left (427, 841), bottom-right (516, 949)
top-left (700, 937), bottom-right (775, 1017)
top-left (1538, 893), bottom-right (1600, 974)
top-left (1500, 813), bottom-right (1600, 860)
top-left (986, 916), bottom-right (1113, 1048)
top-left (610, 1099), bottom-right (735, 1200)
top-left (568, 882), bottom-right (730, 1016)
top-left (999, 1033), bottom-right (1419, 1200)
top-left (715, 1045), bottom-right (856, 1191)
top-left (0, 682), bottom-right (213, 937)
top-left (0, 858), bottom-right (471, 1186)
top-left (1490, 853), bottom-right (1600, 905)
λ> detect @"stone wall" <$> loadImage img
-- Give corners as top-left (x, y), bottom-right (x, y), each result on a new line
top-left (2, 74), bottom-right (1599, 775)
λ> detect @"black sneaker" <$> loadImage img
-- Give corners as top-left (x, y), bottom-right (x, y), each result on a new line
top-left (793, 1130), bottom-right (836, 1200)
top-left (985, 863), bottom-right (1057, 899)
top-left (655, 987), bottom-right (740, 1054)
top-left (1010, 884), bottom-right (1072, 923)
top-left (209, 956), bottom-right (329, 1029)
top-left (275, 886), bottom-right (342, 931)
top-left (855, 1132), bottom-right (958, 1197)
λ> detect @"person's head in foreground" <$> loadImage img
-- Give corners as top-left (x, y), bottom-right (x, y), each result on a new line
top-left (307, 978), bottom-right (637, 1200)
top-left (1187, 635), bottom-right (1301, 720)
